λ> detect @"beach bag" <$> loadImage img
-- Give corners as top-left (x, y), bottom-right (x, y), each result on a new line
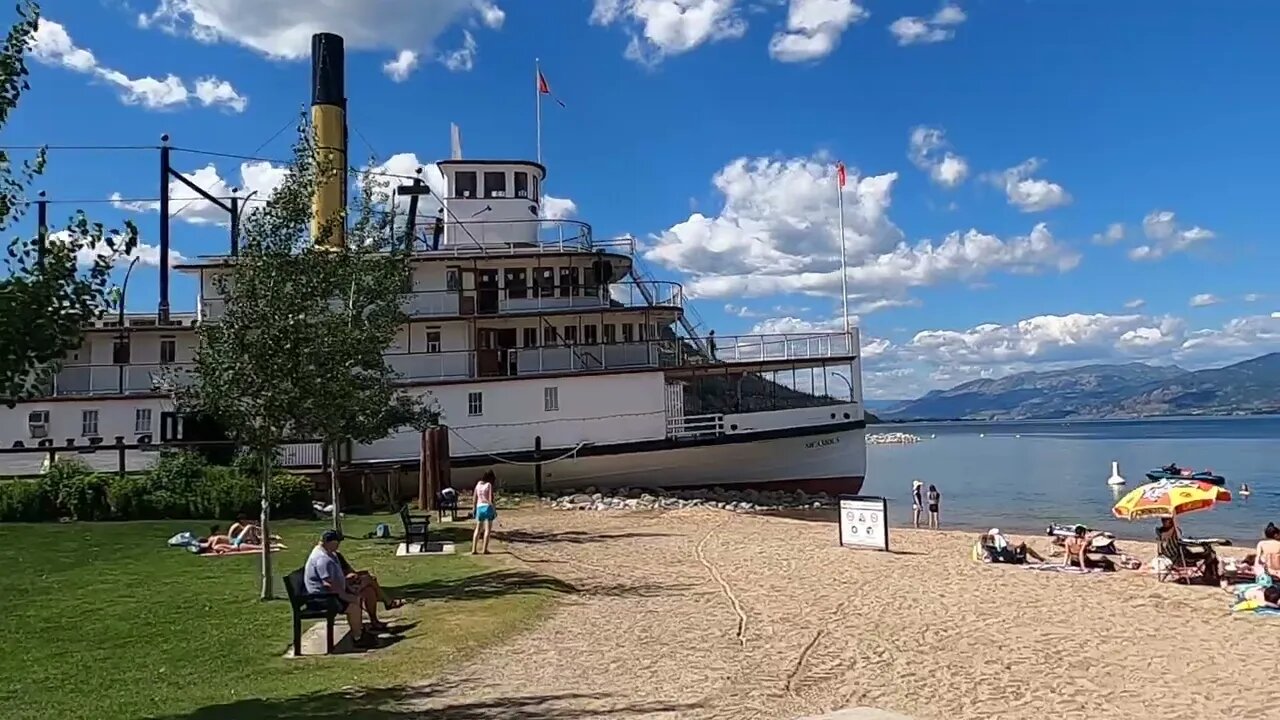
top-left (374, 523), bottom-right (392, 539)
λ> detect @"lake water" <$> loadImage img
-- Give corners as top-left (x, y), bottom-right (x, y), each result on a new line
top-left (862, 416), bottom-right (1279, 544)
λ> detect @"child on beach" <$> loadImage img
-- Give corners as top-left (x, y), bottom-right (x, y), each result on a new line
top-left (926, 484), bottom-right (941, 529)
top-left (1254, 522), bottom-right (1280, 582)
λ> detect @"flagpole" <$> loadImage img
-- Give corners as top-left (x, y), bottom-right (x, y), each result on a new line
top-left (535, 58), bottom-right (543, 165)
top-left (837, 164), bottom-right (850, 335)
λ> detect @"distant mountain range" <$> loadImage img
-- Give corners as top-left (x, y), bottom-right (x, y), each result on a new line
top-left (876, 352), bottom-right (1280, 421)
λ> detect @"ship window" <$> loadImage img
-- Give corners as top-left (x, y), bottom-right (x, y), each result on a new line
top-left (454, 171), bottom-right (477, 198)
top-left (621, 323), bottom-right (634, 342)
top-left (583, 324), bottom-right (598, 345)
top-left (514, 171), bottom-right (529, 198)
top-left (649, 323), bottom-right (660, 340)
top-left (532, 175), bottom-right (540, 202)
top-left (583, 266), bottom-right (599, 298)
top-left (522, 327), bottom-right (539, 347)
top-left (562, 325), bottom-right (578, 345)
top-left (558, 267), bottom-right (579, 298)
top-left (467, 391), bottom-right (483, 416)
top-left (544, 386), bottom-right (559, 412)
top-left (638, 323), bottom-right (647, 341)
top-left (603, 324), bottom-right (617, 343)
top-left (446, 268), bottom-right (461, 291)
top-left (112, 338), bottom-right (131, 365)
top-left (160, 338), bottom-right (176, 364)
top-left (543, 326), bottom-right (558, 344)
top-left (535, 268), bottom-right (555, 298)
top-left (425, 330), bottom-right (442, 354)
top-left (483, 171), bottom-right (507, 198)
top-left (505, 268), bottom-right (528, 299)
top-left (81, 409), bottom-right (99, 437)
top-left (135, 408), bottom-right (153, 434)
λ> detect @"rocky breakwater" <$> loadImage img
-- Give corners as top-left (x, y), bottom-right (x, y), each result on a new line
top-left (546, 486), bottom-right (838, 513)
top-left (867, 432), bottom-right (922, 445)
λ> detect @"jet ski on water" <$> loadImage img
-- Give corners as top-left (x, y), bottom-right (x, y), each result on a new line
top-left (1144, 463), bottom-right (1226, 486)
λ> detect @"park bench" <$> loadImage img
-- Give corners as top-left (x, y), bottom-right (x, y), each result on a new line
top-left (283, 568), bottom-right (339, 656)
top-left (398, 504), bottom-right (431, 552)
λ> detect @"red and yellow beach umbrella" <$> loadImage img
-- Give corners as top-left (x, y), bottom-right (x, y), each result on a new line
top-left (1111, 479), bottom-right (1232, 520)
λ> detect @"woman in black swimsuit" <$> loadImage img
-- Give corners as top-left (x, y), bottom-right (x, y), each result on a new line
top-left (926, 484), bottom-right (941, 529)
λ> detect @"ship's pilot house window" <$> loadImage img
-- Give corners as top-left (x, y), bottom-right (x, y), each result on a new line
top-left (505, 268), bottom-right (528, 299)
top-left (484, 171), bottom-right (507, 198)
top-left (535, 268), bottom-right (555, 298)
top-left (532, 175), bottom-right (540, 202)
top-left (558, 267), bottom-right (580, 298)
top-left (514, 171), bottom-right (529, 198)
top-left (454, 171), bottom-right (477, 199)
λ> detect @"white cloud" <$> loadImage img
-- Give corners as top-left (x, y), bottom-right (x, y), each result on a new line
top-left (889, 3), bottom-right (966, 46)
top-left (590, 0), bottom-right (747, 65)
top-left (907, 126), bottom-right (969, 188)
top-left (1189, 293), bottom-right (1222, 308)
top-left (642, 154), bottom-right (1079, 307)
top-left (1091, 222), bottom-right (1125, 245)
top-left (439, 31), bottom-right (478, 72)
top-left (112, 161), bottom-right (289, 226)
top-left (138, 0), bottom-right (503, 75)
top-left (768, 0), bottom-right (868, 63)
top-left (1129, 210), bottom-right (1215, 261)
top-left (1124, 298), bottom-right (1146, 309)
top-left (49, 230), bottom-right (184, 270)
top-left (383, 50), bottom-right (420, 82)
top-left (984, 158), bottom-right (1071, 212)
top-left (541, 196), bottom-right (578, 221)
top-left (1244, 293), bottom-right (1264, 302)
top-left (30, 19), bottom-right (246, 112)
top-left (860, 311), bottom-right (1280, 397)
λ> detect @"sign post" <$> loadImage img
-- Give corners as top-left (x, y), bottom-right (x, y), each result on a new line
top-left (837, 494), bottom-right (889, 552)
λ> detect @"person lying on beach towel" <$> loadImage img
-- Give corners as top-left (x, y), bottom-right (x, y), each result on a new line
top-left (977, 530), bottom-right (1046, 564)
top-left (1224, 580), bottom-right (1280, 611)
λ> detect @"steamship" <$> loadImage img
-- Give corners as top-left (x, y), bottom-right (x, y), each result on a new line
top-left (0, 34), bottom-right (868, 495)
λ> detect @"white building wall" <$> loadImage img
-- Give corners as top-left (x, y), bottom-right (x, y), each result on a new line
top-left (0, 397), bottom-right (177, 475)
top-left (351, 371), bottom-right (668, 463)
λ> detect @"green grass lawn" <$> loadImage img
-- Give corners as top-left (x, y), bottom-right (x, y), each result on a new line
top-left (0, 515), bottom-right (556, 720)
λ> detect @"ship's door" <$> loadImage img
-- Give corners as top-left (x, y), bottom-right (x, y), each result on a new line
top-left (476, 328), bottom-right (501, 377)
top-left (496, 328), bottom-right (518, 376)
top-left (476, 269), bottom-right (499, 315)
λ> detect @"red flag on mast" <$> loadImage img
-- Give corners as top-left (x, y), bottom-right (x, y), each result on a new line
top-left (836, 162), bottom-right (847, 188)
top-left (537, 70), bottom-right (566, 107)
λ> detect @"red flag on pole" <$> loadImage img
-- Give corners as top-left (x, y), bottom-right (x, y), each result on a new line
top-left (836, 162), bottom-right (847, 188)
top-left (537, 70), bottom-right (566, 107)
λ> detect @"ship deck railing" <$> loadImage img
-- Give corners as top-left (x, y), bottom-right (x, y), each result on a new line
top-left (33, 332), bottom-right (859, 398)
top-left (198, 280), bottom-right (685, 322)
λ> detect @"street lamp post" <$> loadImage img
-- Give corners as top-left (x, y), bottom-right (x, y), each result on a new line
top-left (115, 256), bottom-right (141, 393)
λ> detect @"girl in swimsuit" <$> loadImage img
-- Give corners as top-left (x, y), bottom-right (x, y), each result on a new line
top-left (926, 484), bottom-right (941, 530)
top-left (472, 470), bottom-right (497, 555)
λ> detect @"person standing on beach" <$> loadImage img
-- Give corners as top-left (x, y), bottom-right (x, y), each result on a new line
top-left (911, 480), bottom-right (925, 528)
top-left (926, 484), bottom-right (941, 529)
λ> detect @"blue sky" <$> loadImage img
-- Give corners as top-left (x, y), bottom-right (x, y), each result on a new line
top-left (9, 0), bottom-right (1280, 399)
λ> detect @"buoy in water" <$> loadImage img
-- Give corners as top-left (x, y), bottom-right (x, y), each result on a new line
top-left (979, 433), bottom-right (986, 438)
top-left (1107, 461), bottom-right (1126, 486)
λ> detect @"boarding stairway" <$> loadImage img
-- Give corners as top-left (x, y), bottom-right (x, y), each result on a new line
top-left (625, 239), bottom-right (710, 360)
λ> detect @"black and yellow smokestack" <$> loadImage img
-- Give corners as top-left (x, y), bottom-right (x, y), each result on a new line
top-left (310, 32), bottom-right (346, 248)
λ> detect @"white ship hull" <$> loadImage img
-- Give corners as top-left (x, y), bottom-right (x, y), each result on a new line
top-left (441, 425), bottom-right (867, 496)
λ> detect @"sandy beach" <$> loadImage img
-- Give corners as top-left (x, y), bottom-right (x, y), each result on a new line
top-left (406, 507), bottom-right (1275, 720)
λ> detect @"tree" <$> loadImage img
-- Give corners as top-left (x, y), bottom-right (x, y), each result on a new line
top-left (179, 126), bottom-right (430, 598)
top-left (0, 1), bottom-right (138, 405)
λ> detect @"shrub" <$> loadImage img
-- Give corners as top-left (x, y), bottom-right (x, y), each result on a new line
top-left (269, 473), bottom-right (315, 518)
top-left (39, 459), bottom-right (110, 520)
top-left (191, 466), bottom-right (258, 519)
top-left (0, 480), bottom-right (48, 522)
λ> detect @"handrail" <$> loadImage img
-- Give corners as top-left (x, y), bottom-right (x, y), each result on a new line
top-left (666, 413), bottom-right (725, 438)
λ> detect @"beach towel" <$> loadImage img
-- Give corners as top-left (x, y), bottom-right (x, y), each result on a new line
top-left (1231, 599), bottom-right (1280, 616)
top-left (1022, 564), bottom-right (1104, 574)
top-left (199, 543), bottom-right (287, 557)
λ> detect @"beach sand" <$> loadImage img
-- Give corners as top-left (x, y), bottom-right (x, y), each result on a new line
top-left (406, 508), bottom-right (1275, 720)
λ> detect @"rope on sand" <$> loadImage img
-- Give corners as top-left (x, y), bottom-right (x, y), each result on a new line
top-left (785, 598), bottom-right (851, 698)
top-left (695, 518), bottom-right (748, 648)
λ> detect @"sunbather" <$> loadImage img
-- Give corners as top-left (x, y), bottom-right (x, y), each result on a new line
top-left (194, 525), bottom-right (234, 554)
top-left (982, 529), bottom-right (1046, 564)
top-left (1223, 581), bottom-right (1280, 608)
top-left (1254, 523), bottom-right (1280, 582)
top-left (1063, 525), bottom-right (1116, 571)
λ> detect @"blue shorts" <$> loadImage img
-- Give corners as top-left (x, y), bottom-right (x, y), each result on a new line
top-left (475, 503), bottom-right (497, 522)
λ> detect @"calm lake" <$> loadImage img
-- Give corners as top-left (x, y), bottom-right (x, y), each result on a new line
top-left (863, 416), bottom-right (1279, 543)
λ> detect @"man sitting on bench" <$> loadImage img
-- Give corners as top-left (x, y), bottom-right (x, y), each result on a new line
top-left (304, 530), bottom-right (380, 648)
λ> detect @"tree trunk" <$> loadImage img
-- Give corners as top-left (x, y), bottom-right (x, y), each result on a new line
top-left (329, 439), bottom-right (342, 534)
top-left (259, 457), bottom-right (274, 600)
